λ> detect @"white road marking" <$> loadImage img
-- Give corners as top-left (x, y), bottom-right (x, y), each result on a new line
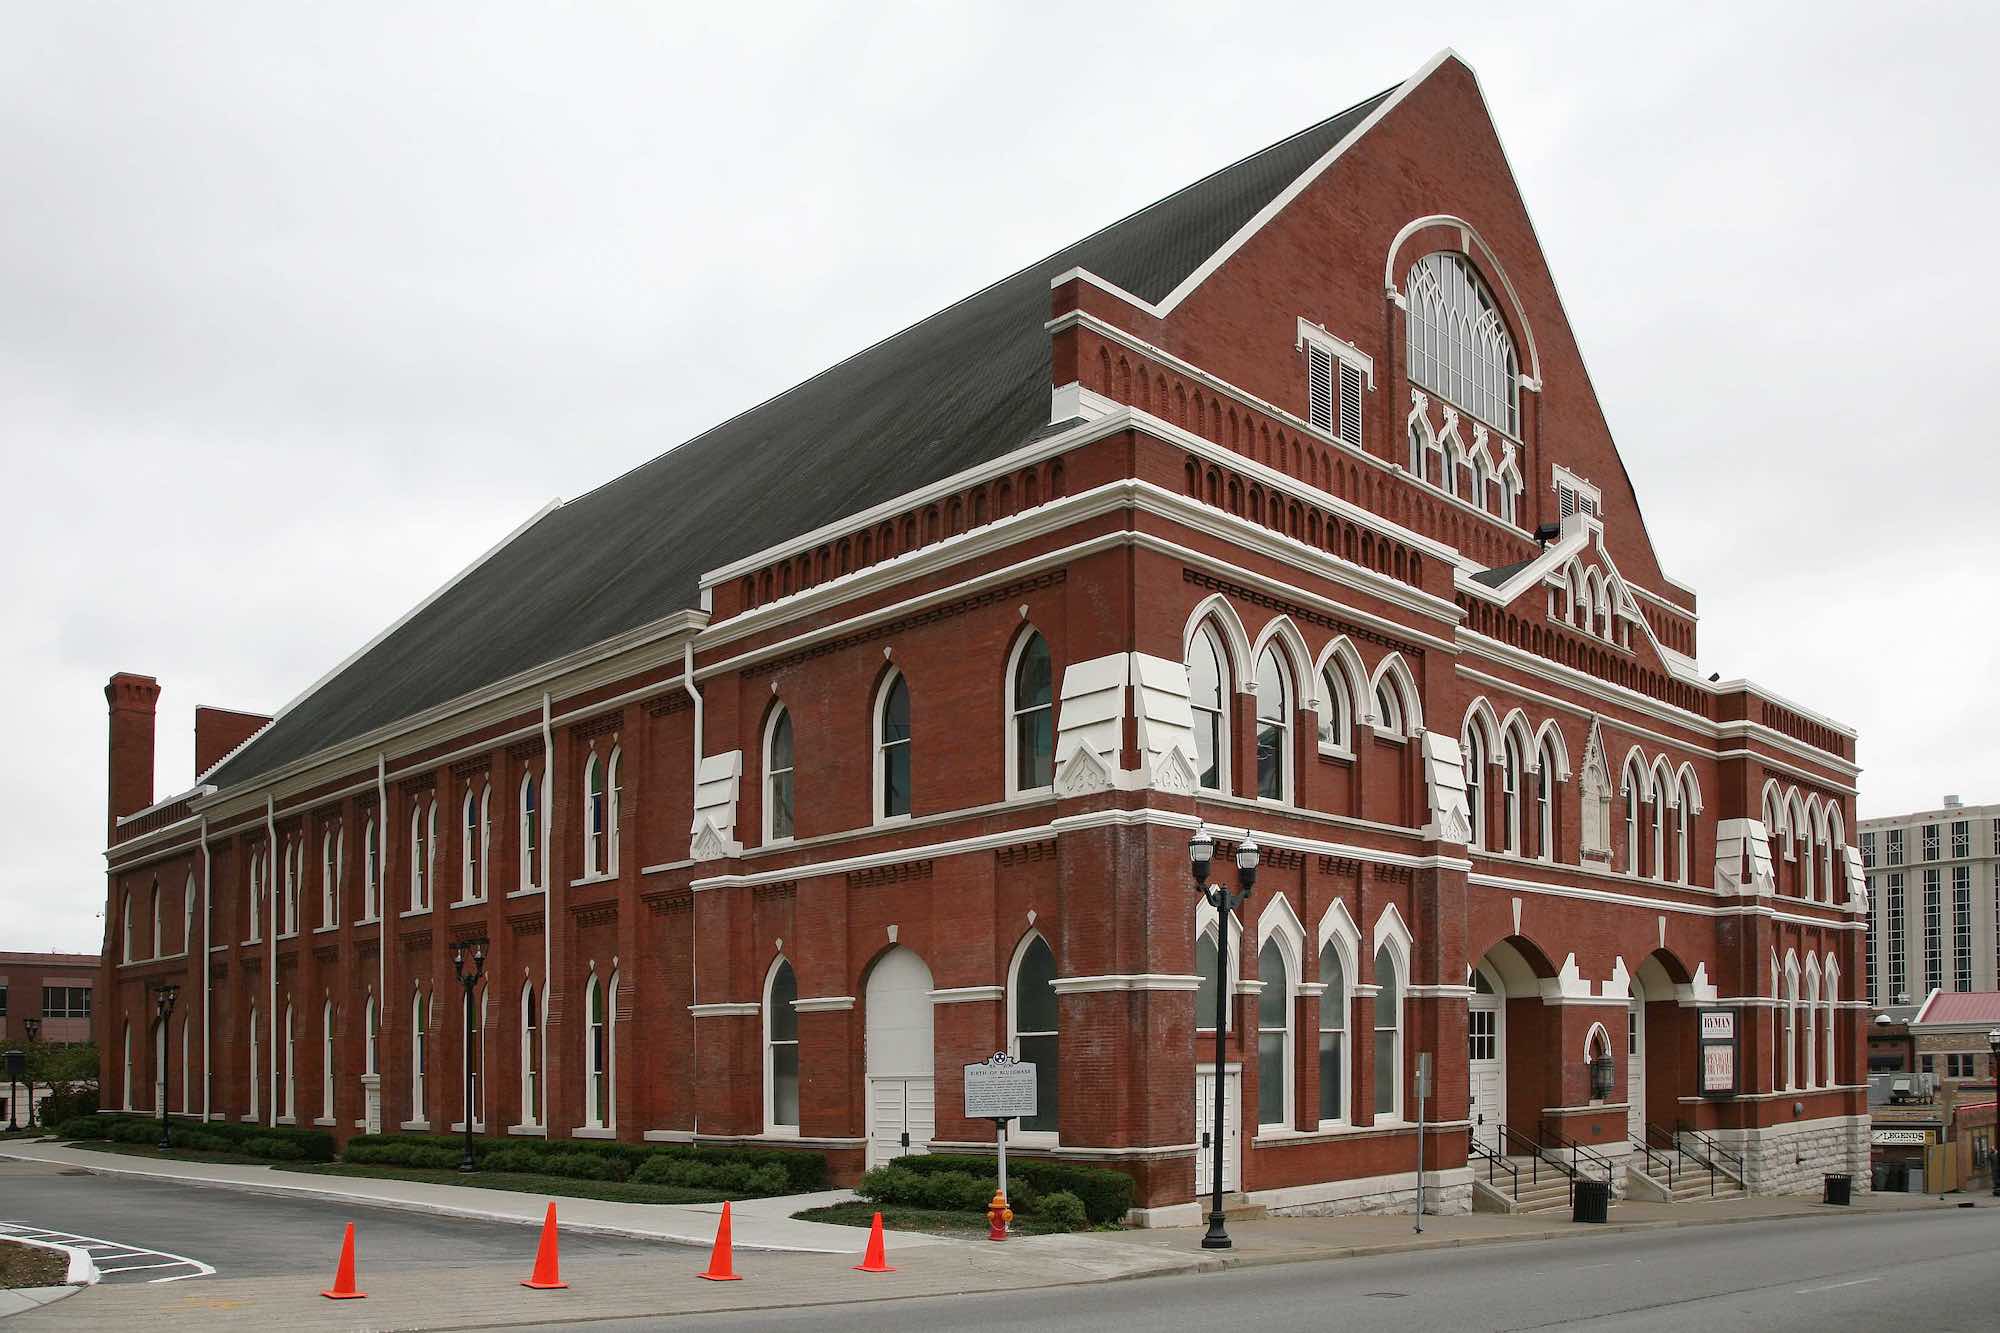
top-left (1797, 1277), bottom-right (1880, 1294)
top-left (0, 1220), bottom-right (214, 1283)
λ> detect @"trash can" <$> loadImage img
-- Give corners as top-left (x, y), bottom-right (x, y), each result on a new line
top-left (1572, 1177), bottom-right (1610, 1223)
top-left (1823, 1173), bottom-right (1852, 1206)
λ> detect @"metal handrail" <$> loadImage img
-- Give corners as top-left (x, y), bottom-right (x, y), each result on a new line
top-left (1539, 1119), bottom-right (1615, 1202)
top-left (1647, 1121), bottom-right (1702, 1193)
top-left (1467, 1131), bottom-right (1520, 1200)
top-left (1675, 1121), bottom-right (1745, 1193)
top-left (1634, 1123), bottom-right (1676, 1189)
top-left (1496, 1123), bottom-right (1551, 1188)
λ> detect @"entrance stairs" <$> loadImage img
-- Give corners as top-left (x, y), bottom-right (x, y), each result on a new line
top-left (1663, 1170), bottom-right (1745, 1203)
top-left (1471, 1157), bottom-right (1574, 1216)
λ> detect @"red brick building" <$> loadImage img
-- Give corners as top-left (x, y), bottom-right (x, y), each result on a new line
top-left (99, 51), bottom-right (1866, 1218)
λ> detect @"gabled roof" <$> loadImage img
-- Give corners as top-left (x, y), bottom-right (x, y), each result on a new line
top-left (208, 79), bottom-right (1405, 790)
top-left (1913, 990), bottom-right (2000, 1028)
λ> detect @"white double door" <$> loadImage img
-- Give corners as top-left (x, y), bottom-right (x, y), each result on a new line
top-left (1627, 990), bottom-right (1647, 1145)
top-left (1468, 973), bottom-right (1505, 1150)
top-left (1193, 1066), bottom-right (1241, 1196)
top-left (865, 946), bottom-right (936, 1168)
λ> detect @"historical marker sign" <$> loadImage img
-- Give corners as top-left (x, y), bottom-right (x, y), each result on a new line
top-left (963, 1053), bottom-right (1038, 1121)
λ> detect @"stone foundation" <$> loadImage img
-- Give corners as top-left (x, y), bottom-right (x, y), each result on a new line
top-left (1259, 1166), bottom-right (1474, 1218)
top-left (1712, 1114), bottom-right (1870, 1197)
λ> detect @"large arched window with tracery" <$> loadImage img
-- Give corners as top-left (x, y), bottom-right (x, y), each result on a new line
top-left (1405, 253), bottom-right (1520, 434)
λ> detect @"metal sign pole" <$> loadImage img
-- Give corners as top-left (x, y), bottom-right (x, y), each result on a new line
top-left (996, 1117), bottom-right (1008, 1202)
top-left (1414, 1052), bottom-right (1431, 1234)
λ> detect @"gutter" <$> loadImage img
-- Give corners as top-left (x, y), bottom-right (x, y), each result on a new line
top-left (539, 694), bottom-right (552, 1128)
top-left (200, 816), bottom-right (211, 1122)
top-left (682, 644), bottom-right (702, 1138)
top-left (265, 795), bottom-right (277, 1128)
top-left (376, 754), bottom-right (388, 1110)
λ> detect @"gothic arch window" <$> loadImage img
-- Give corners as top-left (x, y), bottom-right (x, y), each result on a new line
top-left (1318, 936), bottom-right (1349, 1125)
top-left (765, 706), bottom-right (796, 842)
top-left (321, 829), bottom-right (338, 926)
top-left (282, 1002), bottom-right (296, 1122)
top-left (1501, 734), bottom-right (1525, 854)
top-left (410, 988), bottom-right (430, 1124)
top-left (584, 752), bottom-right (607, 876)
top-left (1404, 252), bottom-right (1520, 434)
top-left (584, 972), bottom-right (615, 1129)
top-left (1186, 624), bottom-right (1230, 792)
top-left (1316, 644), bottom-right (1364, 758)
top-left (1623, 760), bottom-right (1647, 876)
top-left (462, 785), bottom-right (489, 903)
top-left (606, 748), bottom-right (622, 873)
top-left (1462, 721), bottom-right (1489, 848)
top-left (519, 981), bottom-right (542, 1128)
top-left (764, 958), bottom-right (800, 1134)
top-left (248, 849), bottom-right (264, 942)
top-left (361, 818), bottom-right (378, 921)
top-left (363, 993), bottom-right (377, 1077)
top-left (1257, 937), bottom-right (1293, 1128)
top-left (1009, 935), bottom-right (1059, 1139)
top-left (1373, 943), bottom-right (1403, 1119)
top-left (875, 671), bottom-right (913, 821)
top-left (321, 999), bottom-right (335, 1121)
top-left (183, 871), bottom-right (196, 952)
top-left (1008, 631), bottom-right (1055, 796)
top-left (1254, 645), bottom-right (1293, 803)
top-left (518, 771), bottom-right (540, 891)
top-left (1537, 742), bottom-right (1557, 859)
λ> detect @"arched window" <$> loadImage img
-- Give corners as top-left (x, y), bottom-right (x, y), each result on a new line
top-left (1257, 938), bottom-right (1292, 1128)
top-left (606, 748), bottom-right (622, 873)
top-left (585, 973), bottom-right (612, 1128)
top-left (1803, 967), bottom-right (1819, 1089)
top-left (283, 840), bottom-right (299, 935)
top-left (1009, 632), bottom-right (1055, 795)
top-left (1404, 252), bottom-right (1520, 434)
top-left (282, 1003), bottom-right (296, 1122)
top-left (584, 753), bottom-right (606, 875)
top-left (1010, 936), bottom-right (1059, 1137)
top-left (247, 1005), bottom-right (260, 1119)
top-left (1537, 742), bottom-right (1557, 860)
top-left (461, 786), bottom-right (485, 903)
top-left (248, 851), bottom-right (263, 943)
top-left (765, 959), bottom-right (799, 1133)
top-left (519, 772), bottom-right (540, 891)
top-left (1462, 723), bottom-right (1488, 848)
top-left (1194, 924), bottom-right (1230, 1034)
top-left (1677, 782), bottom-right (1693, 884)
top-left (362, 818), bottom-right (378, 921)
top-left (1501, 735), bottom-right (1524, 854)
top-left (121, 891), bottom-right (134, 962)
top-left (1254, 645), bottom-right (1291, 802)
top-left (1823, 964), bottom-right (1839, 1088)
top-left (363, 993), bottom-right (377, 1076)
top-left (1317, 662), bottom-right (1352, 755)
top-left (321, 830), bottom-right (337, 927)
top-left (1373, 681), bottom-right (1403, 738)
top-left (183, 872), bottom-right (196, 953)
top-left (1499, 476), bottom-right (1517, 526)
top-left (1623, 764), bottom-right (1645, 876)
top-left (1472, 456), bottom-right (1491, 512)
top-left (321, 999), bottom-right (335, 1121)
top-left (1373, 944), bottom-right (1402, 1119)
top-left (411, 988), bottom-right (428, 1123)
top-left (765, 708), bottom-right (796, 842)
top-left (1651, 789), bottom-right (1666, 883)
top-left (875, 673), bottom-right (912, 821)
top-left (1443, 441), bottom-right (1463, 499)
top-left (1187, 625), bottom-right (1229, 791)
top-left (121, 1020), bottom-right (134, 1110)
top-left (409, 803), bottom-right (430, 912)
top-left (181, 1013), bottom-right (192, 1114)
top-left (1318, 940), bottom-right (1347, 1124)
top-left (1782, 961), bottom-right (1799, 1092)
top-left (1407, 421), bottom-right (1425, 478)
top-left (520, 981), bottom-right (542, 1127)
top-left (467, 990), bottom-right (486, 1131)
top-left (149, 880), bottom-right (161, 958)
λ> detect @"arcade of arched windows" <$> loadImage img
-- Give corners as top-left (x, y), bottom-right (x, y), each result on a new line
top-left (1759, 779), bottom-right (1852, 905)
top-left (1455, 595), bottom-right (1710, 718)
top-left (1638, 602), bottom-right (1695, 658)
top-left (1181, 455), bottom-right (1429, 591)
top-left (736, 457), bottom-right (1070, 613)
top-left (1757, 702), bottom-right (1851, 762)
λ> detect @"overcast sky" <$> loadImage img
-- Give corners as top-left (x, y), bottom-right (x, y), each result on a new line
top-left (5, 3), bottom-right (1995, 952)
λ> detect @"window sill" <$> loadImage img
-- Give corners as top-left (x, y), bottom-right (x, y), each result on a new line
top-left (275, 1115), bottom-right (297, 1126)
top-left (1006, 785), bottom-right (1054, 803)
top-left (569, 873), bottom-right (615, 889)
top-left (872, 814), bottom-right (913, 829)
top-left (450, 898), bottom-right (489, 910)
top-left (313, 924), bottom-right (340, 935)
top-left (401, 1119), bottom-right (432, 1131)
top-left (506, 887), bottom-right (545, 900)
top-left (762, 1124), bottom-right (800, 1139)
top-left (448, 1121), bottom-right (489, 1133)
top-left (1317, 745), bottom-right (1355, 763)
top-left (399, 908), bottom-right (431, 920)
top-left (508, 1122), bottom-right (546, 1137)
top-left (353, 917), bottom-right (381, 928)
top-left (1007, 1131), bottom-right (1059, 1149)
top-left (571, 1126), bottom-right (615, 1139)
top-left (277, 931), bottom-right (298, 941)
top-left (313, 1117), bottom-right (336, 1127)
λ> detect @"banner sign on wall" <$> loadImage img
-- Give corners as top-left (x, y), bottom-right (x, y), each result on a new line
top-left (1697, 1008), bottom-right (1737, 1098)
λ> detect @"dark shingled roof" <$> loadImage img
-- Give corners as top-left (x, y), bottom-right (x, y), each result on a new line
top-left (1470, 557), bottom-right (1538, 588)
top-left (211, 86), bottom-right (1398, 789)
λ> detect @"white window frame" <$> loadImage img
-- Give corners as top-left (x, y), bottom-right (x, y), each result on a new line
top-left (1255, 936), bottom-right (1294, 1130)
top-left (282, 1003), bottom-right (296, 1122)
top-left (1187, 623), bottom-right (1232, 792)
top-left (247, 850), bottom-right (263, 944)
top-left (1314, 641), bottom-right (1364, 760)
top-left (518, 771), bottom-right (540, 892)
top-left (1005, 630), bottom-right (1055, 799)
top-left (1007, 932), bottom-right (1060, 1146)
top-left (183, 871), bottom-right (196, 953)
top-left (1253, 644), bottom-right (1293, 805)
top-left (1295, 319), bottom-right (1374, 448)
top-left (583, 970), bottom-right (617, 1130)
top-left (764, 706), bottom-right (796, 844)
top-left (873, 670), bottom-right (913, 824)
top-left (321, 829), bottom-right (337, 927)
top-left (606, 748), bottom-right (622, 874)
top-left (321, 999), bottom-right (335, 1121)
top-left (360, 818), bottom-right (378, 923)
top-left (763, 957), bottom-right (800, 1136)
top-left (519, 981), bottom-right (543, 1128)
top-left (1462, 722), bottom-right (1488, 848)
top-left (410, 987), bottom-right (428, 1123)
top-left (584, 752), bottom-right (606, 877)
top-left (1316, 924), bottom-right (1354, 1129)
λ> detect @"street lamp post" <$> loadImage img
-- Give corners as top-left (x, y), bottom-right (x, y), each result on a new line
top-left (453, 941), bottom-right (487, 1173)
top-left (153, 985), bottom-right (179, 1150)
top-left (22, 1018), bottom-right (41, 1127)
top-left (1989, 1027), bottom-right (2000, 1199)
top-left (1190, 826), bottom-right (1259, 1251)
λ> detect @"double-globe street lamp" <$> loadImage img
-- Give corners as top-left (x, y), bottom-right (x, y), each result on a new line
top-left (153, 985), bottom-right (179, 1150)
top-left (21, 1017), bottom-right (40, 1128)
top-left (1190, 826), bottom-right (1259, 1251)
top-left (453, 940), bottom-right (487, 1173)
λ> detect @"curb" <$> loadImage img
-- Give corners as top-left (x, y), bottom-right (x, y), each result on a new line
top-left (0, 1147), bottom-right (868, 1256)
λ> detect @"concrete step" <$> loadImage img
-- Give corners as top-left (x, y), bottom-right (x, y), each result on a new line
top-left (1668, 1177), bottom-right (1745, 1203)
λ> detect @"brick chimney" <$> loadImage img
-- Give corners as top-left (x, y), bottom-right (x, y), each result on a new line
top-left (105, 672), bottom-right (161, 839)
top-left (195, 705), bottom-right (272, 777)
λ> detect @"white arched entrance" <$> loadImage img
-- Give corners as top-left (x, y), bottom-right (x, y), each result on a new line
top-left (1467, 962), bottom-right (1506, 1150)
top-left (864, 946), bottom-right (935, 1167)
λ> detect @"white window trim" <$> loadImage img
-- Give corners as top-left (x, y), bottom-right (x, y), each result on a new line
top-left (1005, 629), bottom-right (1055, 799)
top-left (584, 752), bottom-right (605, 877)
top-left (763, 956), bottom-right (800, 1136)
top-left (1372, 906), bottom-right (1413, 1123)
top-left (519, 770), bottom-right (541, 892)
top-left (606, 748), bottom-right (622, 875)
top-left (1006, 931), bottom-right (1059, 1147)
top-left (519, 980), bottom-right (544, 1128)
top-left (873, 670), bottom-right (913, 826)
top-left (1186, 621), bottom-right (1234, 793)
top-left (763, 706), bottom-right (796, 846)
top-left (1313, 639), bottom-right (1365, 761)
top-left (1252, 643), bottom-right (1296, 807)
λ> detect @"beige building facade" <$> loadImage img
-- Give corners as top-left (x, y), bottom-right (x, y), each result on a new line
top-left (1860, 798), bottom-right (2000, 1007)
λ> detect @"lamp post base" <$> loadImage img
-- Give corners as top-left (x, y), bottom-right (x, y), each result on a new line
top-left (1199, 1213), bottom-right (1232, 1250)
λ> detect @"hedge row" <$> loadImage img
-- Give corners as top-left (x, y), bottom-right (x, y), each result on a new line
top-left (339, 1133), bottom-right (824, 1194)
top-left (877, 1153), bottom-right (1134, 1223)
top-left (59, 1115), bottom-right (336, 1162)
top-left (858, 1165), bottom-right (1091, 1230)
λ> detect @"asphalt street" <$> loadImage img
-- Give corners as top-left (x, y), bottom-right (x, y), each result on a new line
top-left (0, 1157), bottom-right (667, 1279)
top-left (524, 1203), bottom-right (2000, 1333)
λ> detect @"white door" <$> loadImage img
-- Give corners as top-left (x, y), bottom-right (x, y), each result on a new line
top-left (1193, 1067), bottom-right (1241, 1196)
top-left (1627, 985), bottom-right (1646, 1145)
top-left (1468, 967), bottom-right (1504, 1150)
top-left (865, 947), bottom-right (935, 1168)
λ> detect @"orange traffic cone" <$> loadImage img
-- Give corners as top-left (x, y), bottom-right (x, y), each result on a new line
top-left (851, 1211), bottom-right (896, 1273)
top-left (697, 1201), bottom-right (743, 1281)
top-left (521, 1202), bottom-right (568, 1290)
top-left (320, 1222), bottom-right (366, 1300)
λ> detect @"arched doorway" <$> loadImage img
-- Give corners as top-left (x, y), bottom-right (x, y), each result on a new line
top-left (1467, 962), bottom-right (1506, 1150)
top-left (864, 946), bottom-right (935, 1168)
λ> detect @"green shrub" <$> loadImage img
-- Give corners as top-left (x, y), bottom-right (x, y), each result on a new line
top-left (55, 1116), bottom-right (104, 1140)
top-left (39, 1086), bottom-right (98, 1125)
top-left (886, 1154), bottom-right (1133, 1223)
top-left (64, 1116), bottom-right (335, 1162)
top-left (1035, 1190), bottom-right (1088, 1231)
top-left (329, 1132), bottom-right (820, 1195)
top-left (858, 1164), bottom-right (992, 1213)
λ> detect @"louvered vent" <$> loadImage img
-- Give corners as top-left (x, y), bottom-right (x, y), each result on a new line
top-left (1306, 344), bottom-right (1335, 432)
top-left (1338, 363), bottom-right (1363, 445)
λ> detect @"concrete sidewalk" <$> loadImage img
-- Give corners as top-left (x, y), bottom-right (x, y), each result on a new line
top-left (0, 1139), bottom-right (930, 1255)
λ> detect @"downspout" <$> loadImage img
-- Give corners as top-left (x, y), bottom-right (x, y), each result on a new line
top-left (540, 694), bottom-right (552, 1127)
top-left (376, 755), bottom-right (388, 1105)
top-left (200, 816), bottom-right (212, 1122)
top-left (681, 643), bottom-right (703, 1138)
top-left (265, 794), bottom-right (278, 1127)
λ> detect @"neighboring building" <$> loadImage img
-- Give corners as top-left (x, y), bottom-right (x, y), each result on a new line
top-left (1869, 990), bottom-right (2000, 1192)
top-left (98, 51), bottom-right (1866, 1218)
top-left (0, 950), bottom-right (99, 1046)
top-left (1858, 797), bottom-right (2000, 1007)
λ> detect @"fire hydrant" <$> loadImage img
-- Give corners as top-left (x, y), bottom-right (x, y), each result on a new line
top-left (987, 1190), bottom-right (1013, 1241)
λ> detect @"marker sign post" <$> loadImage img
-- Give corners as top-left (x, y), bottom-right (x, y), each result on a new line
top-left (963, 1052), bottom-right (1037, 1227)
